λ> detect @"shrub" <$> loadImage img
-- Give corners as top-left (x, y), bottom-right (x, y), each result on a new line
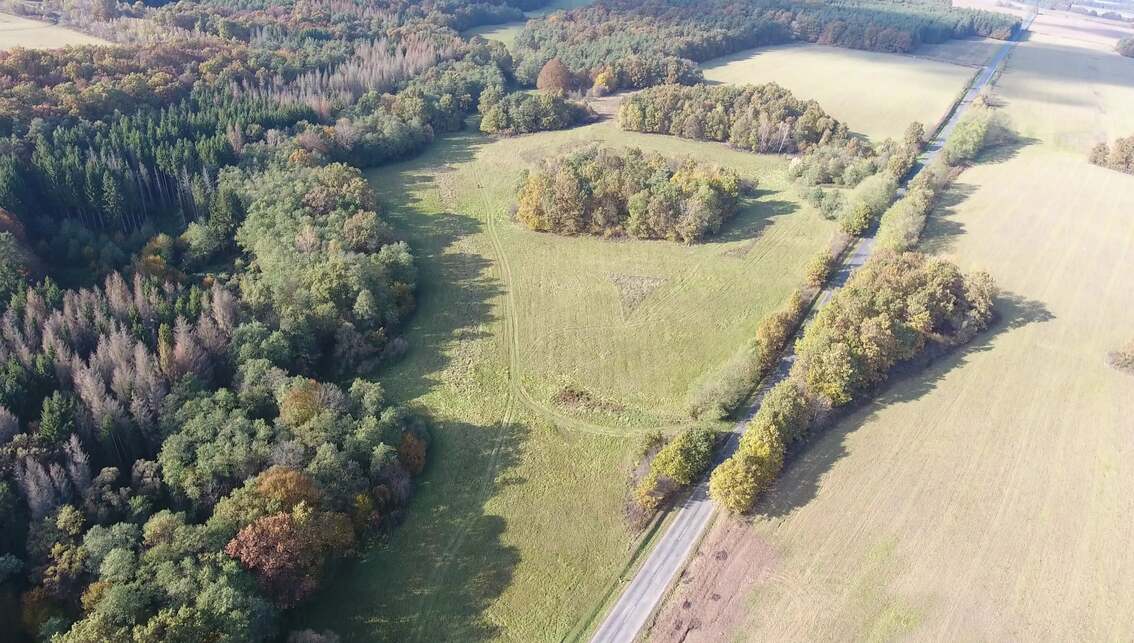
top-left (633, 425), bottom-right (717, 514)
top-left (751, 380), bottom-right (812, 446)
top-left (804, 249), bottom-right (835, 288)
top-left (1117, 37), bottom-right (1134, 58)
top-left (687, 290), bottom-right (807, 420)
top-left (708, 418), bottom-right (783, 513)
top-left (1087, 135), bottom-right (1134, 174)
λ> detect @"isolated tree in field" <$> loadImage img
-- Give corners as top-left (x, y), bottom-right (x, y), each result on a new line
top-left (536, 58), bottom-right (573, 93)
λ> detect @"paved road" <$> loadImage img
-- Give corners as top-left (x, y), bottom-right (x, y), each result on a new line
top-left (589, 15), bottom-right (1035, 643)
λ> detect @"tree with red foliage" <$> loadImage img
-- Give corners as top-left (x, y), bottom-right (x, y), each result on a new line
top-left (224, 504), bottom-right (354, 608)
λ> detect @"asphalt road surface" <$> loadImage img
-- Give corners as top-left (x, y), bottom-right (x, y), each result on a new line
top-left (589, 14), bottom-right (1035, 643)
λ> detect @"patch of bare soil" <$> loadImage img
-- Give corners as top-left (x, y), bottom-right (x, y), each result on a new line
top-left (553, 384), bottom-right (625, 414)
top-left (608, 272), bottom-right (666, 316)
top-left (1106, 340), bottom-right (1134, 374)
top-left (646, 515), bottom-right (780, 643)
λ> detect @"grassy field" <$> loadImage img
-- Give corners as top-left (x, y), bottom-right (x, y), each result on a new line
top-left (296, 120), bottom-right (835, 640)
top-left (648, 21), bottom-right (1134, 643)
top-left (463, 0), bottom-right (593, 49)
top-left (702, 43), bottom-right (977, 141)
top-left (0, 12), bottom-right (105, 49)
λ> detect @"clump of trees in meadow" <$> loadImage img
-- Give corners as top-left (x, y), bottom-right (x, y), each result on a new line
top-left (510, 0), bottom-right (1020, 93)
top-left (710, 251), bottom-right (997, 512)
top-left (478, 87), bottom-right (592, 135)
top-left (515, 146), bottom-right (750, 243)
top-left (876, 106), bottom-right (1005, 251)
top-left (619, 83), bottom-right (848, 154)
top-left (1089, 135), bottom-right (1134, 174)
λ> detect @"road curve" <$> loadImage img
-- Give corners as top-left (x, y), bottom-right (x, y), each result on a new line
top-left (589, 15), bottom-right (1035, 643)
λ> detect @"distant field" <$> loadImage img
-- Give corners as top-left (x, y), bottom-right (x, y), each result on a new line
top-left (464, 0), bottom-right (593, 49)
top-left (297, 120), bottom-right (834, 640)
top-left (648, 22), bottom-right (1134, 643)
top-left (0, 12), bottom-right (105, 49)
top-left (701, 44), bottom-right (977, 141)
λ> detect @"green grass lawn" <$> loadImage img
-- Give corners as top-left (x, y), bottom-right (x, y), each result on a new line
top-left (295, 120), bottom-right (834, 640)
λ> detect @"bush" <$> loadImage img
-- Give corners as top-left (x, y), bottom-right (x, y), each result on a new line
top-left (804, 249), bottom-right (835, 288)
top-left (1087, 135), bottom-right (1134, 174)
top-left (750, 380), bottom-right (812, 446)
top-left (632, 426), bottom-right (716, 515)
top-left (687, 289), bottom-right (807, 420)
top-left (708, 418), bottom-right (783, 514)
top-left (940, 107), bottom-right (997, 165)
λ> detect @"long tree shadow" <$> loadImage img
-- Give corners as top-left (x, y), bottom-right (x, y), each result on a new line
top-left (294, 132), bottom-right (529, 640)
top-left (703, 190), bottom-right (801, 245)
top-left (294, 419), bottom-right (528, 641)
top-left (370, 132), bottom-right (506, 403)
top-left (757, 291), bottom-right (1053, 519)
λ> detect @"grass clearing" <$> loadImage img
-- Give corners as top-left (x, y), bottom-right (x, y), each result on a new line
top-left (649, 21), bottom-right (1134, 642)
top-left (463, 0), bottom-right (593, 49)
top-left (296, 120), bottom-right (833, 640)
top-left (0, 12), bottom-right (106, 49)
top-left (702, 43), bottom-right (977, 141)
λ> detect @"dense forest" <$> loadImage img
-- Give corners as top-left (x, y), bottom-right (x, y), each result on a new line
top-left (514, 146), bottom-right (749, 242)
top-left (0, 0), bottom-right (560, 639)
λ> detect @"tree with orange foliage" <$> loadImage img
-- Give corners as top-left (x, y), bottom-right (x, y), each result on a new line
top-left (536, 57), bottom-right (574, 94)
top-left (224, 503), bottom-right (354, 608)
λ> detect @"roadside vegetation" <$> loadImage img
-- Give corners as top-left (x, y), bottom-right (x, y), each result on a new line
top-left (710, 251), bottom-right (998, 512)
